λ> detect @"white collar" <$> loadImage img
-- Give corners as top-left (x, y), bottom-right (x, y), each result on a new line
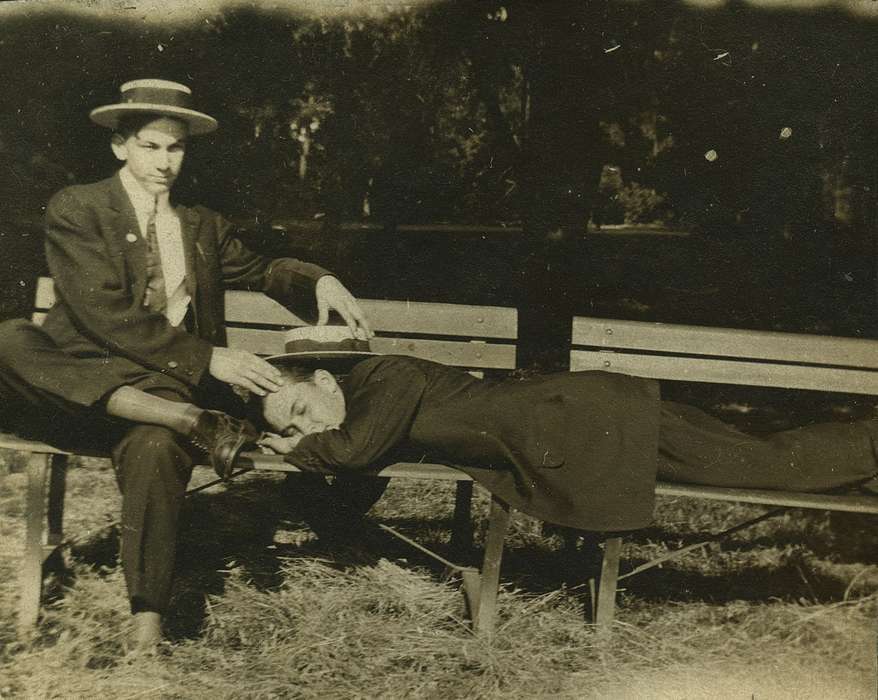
top-left (118, 167), bottom-right (171, 215)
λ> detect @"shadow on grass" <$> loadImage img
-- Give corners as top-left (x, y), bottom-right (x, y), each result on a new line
top-left (614, 557), bottom-right (857, 606)
top-left (54, 473), bottom-right (877, 642)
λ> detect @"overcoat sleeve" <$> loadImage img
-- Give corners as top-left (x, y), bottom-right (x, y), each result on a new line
top-left (44, 187), bottom-right (215, 386)
top-left (284, 358), bottom-right (427, 473)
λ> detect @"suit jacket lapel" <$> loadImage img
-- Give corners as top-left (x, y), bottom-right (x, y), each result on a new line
top-left (106, 173), bottom-right (149, 300)
top-left (178, 205), bottom-right (200, 302)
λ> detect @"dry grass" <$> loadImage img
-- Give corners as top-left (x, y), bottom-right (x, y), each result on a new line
top-left (1, 457), bottom-right (876, 699)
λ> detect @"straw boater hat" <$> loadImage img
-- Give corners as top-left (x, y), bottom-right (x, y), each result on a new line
top-left (266, 326), bottom-right (378, 372)
top-left (89, 79), bottom-right (218, 135)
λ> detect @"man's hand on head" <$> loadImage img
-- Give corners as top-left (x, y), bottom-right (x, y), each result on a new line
top-left (209, 347), bottom-right (285, 396)
top-left (258, 432), bottom-right (303, 454)
top-left (315, 276), bottom-right (374, 339)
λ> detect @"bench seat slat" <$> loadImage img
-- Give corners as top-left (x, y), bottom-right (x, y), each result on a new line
top-left (572, 317), bottom-right (878, 369)
top-left (224, 291), bottom-right (518, 339)
top-left (570, 349), bottom-right (878, 395)
top-left (0, 434), bottom-right (77, 455)
top-left (241, 452), bottom-right (473, 481)
top-left (7, 432), bottom-right (873, 513)
top-left (656, 481), bottom-right (878, 514)
top-left (227, 327), bottom-right (516, 369)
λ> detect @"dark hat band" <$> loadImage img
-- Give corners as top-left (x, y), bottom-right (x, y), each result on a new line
top-left (122, 86), bottom-right (192, 110)
top-left (285, 337), bottom-right (371, 354)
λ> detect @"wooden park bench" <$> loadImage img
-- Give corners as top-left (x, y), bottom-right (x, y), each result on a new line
top-left (570, 315), bottom-right (878, 626)
top-left (14, 279), bottom-right (878, 638)
top-left (5, 277), bottom-right (518, 636)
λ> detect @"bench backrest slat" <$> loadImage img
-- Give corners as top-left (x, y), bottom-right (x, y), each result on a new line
top-left (572, 317), bottom-right (878, 369)
top-left (225, 292), bottom-right (517, 339)
top-left (33, 277), bottom-right (518, 371)
top-left (569, 349), bottom-right (878, 395)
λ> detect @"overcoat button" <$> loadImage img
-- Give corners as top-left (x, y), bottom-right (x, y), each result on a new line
top-left (167, 360), bottom-right (179, 369)
top-left (126, 233), bottom-right (138, 243)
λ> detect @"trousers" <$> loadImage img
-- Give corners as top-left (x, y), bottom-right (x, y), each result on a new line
top-left (657, 401), bottom-right (878, 492)
top-left (0, 318), bottom-right (241, 613)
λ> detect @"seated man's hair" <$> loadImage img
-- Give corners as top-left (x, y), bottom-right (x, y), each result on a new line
top-left (114, 113), bottom-right (186, 138)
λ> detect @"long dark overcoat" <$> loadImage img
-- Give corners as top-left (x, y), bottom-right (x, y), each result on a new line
top-left (286, 356), bottom-right (662, 531)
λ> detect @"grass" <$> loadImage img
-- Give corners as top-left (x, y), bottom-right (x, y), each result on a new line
top-left (1, 456), bottom-right (876, 699)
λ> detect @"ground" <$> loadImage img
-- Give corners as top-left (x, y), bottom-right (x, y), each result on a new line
top-left (1, 456), bottom-right (876, 699)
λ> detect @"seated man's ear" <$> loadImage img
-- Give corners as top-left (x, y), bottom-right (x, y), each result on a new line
top-left (313, 369), bottom-right (340, 394)
top-left (110, 133), bottom-right (130, 162)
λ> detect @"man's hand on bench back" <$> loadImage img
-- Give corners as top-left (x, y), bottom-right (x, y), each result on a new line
top-left (315, 276), bottom-right (374, 339)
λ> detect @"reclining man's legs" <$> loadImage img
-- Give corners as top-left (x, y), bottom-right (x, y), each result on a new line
top-left (658, 401), bottom-right (878, 491)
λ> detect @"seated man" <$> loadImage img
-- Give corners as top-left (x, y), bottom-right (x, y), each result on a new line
top-left (0, 80), bottom-right (372, 651)
top-left (256, 327), bottom-right (878, 533)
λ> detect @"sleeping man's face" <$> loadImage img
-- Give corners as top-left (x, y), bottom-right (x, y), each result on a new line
top-left (261, 368), bottom-right (346, 439)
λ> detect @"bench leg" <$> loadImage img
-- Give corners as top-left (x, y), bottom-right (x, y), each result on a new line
top-left (473, 496), bottom-right (511, 635)
top-left (17, 452), bottom-right (50, 635)
top-left (594, 536), bottom-right (623, 632)
top-left (450, 481), bottom-right (474, 557)
top-left (47, 454), bottom-right (68, 547)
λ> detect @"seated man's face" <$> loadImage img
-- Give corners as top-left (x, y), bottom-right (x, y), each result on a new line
top-left (111, 116), bottom-right (188, 196)
top-left (261, 368), bottom-right (346, 438)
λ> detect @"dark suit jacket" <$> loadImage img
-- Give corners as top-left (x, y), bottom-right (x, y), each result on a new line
top-left (38, 174), bottom-right (330, 406)
top-left (285, 356), bottom-right (661, 531)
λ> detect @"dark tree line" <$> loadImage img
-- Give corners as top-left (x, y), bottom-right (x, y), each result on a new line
top-left (1, 1), bottom-right (877, 357)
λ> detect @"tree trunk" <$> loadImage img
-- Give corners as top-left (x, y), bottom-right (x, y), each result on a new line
top-left (517, 6), bottom-right (608, 370)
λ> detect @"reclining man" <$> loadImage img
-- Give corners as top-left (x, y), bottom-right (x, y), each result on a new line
top-left (255, 328), bottom-right (878, 535)
top-left (0, 80), bottom-right (372, 650)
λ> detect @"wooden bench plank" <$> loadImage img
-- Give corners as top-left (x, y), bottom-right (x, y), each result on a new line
top-left (36, 280), bottom-right (518, 340)
top-left (224, 291), bottom-right (518, 339)
top-left (655, 482), bottom-right (878, 514)
top-left (572, 317), bottom-right (878, 369)
top-left (240, 452), bottom-right (473, 481)
top-left (569, 349), bottom-right (878, 395)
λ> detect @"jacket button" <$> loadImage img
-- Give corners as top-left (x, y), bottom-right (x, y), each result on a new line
top-left (167, 360), bottom-right (179, 369)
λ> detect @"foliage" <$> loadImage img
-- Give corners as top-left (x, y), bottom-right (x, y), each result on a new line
top-left (0, 2), bottom-right (875, 236)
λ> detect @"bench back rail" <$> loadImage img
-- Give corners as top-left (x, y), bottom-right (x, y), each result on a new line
top-left (570, 316), bottom-right (878, 395)
top-left (35, 278), bottom-right (517, 373)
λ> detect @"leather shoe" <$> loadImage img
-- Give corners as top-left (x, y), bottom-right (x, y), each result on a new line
top-left (188, 410), bottom-right (260, 480)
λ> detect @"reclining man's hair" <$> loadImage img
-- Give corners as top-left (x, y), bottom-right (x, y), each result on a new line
top-left (278, 365), bottom-right (317, 385)
top-left (277, 365), bottom-right (347, 392)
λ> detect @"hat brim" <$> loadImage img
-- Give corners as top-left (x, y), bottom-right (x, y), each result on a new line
top-left (265, 350), bottom-right (378, 371)
top-left (90, 103), bottom-right (218, 135)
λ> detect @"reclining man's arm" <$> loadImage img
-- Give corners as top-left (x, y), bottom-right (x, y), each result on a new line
top-left (283, 358), bottom-right (428, 473)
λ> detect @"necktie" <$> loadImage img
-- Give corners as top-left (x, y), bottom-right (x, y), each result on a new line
top-left (143, 198), bottom-right (167, 314)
